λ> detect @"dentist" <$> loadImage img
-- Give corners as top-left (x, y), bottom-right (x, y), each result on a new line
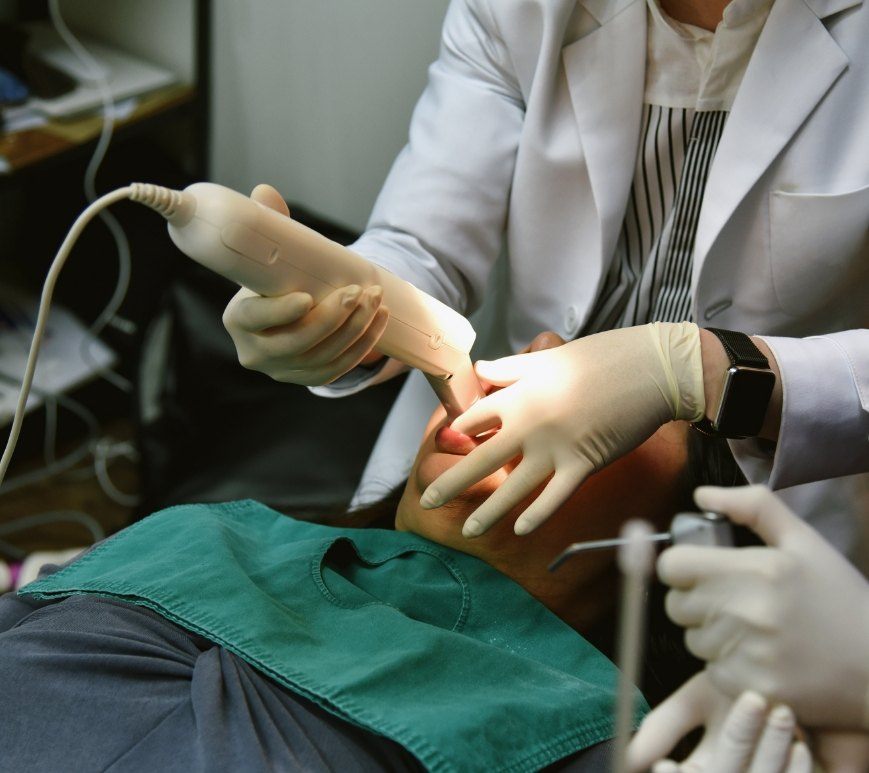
top-left (223, 0), bottom-right (868, 544)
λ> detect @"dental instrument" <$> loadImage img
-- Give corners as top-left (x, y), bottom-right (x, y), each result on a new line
top-left (0, 182), bottom-right (485, 488)
top-left (548, 513), bottom-right (733, 771)
top-left (548, 511), bottom-right (734, 572)
top-left (164, 182), bottom-right (484, 418)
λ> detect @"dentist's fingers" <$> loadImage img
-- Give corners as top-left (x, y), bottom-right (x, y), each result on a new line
top-left (747, 704), bottom-right (797, 773)
top-left (665, 589), bottom-right (707, 627)
top-left (273, 285), bottom-right (369, 353)
top-left (225, 288), bottom-right (315, 333)
top-left (296, 286), bottom-right (384, 366)
top-left (657, 546), bottom-right (767, 589)
top-left (449, 390), bottom-right (507, 437)
top-left (461, 457), bottom-right (552, 537)
top-left (474, 351), bottom-right (541, 386)
top-left (281, 306), bottom-right (390, 385)
top-left (709, 691), bottom-right (767, 773)
top-left (523, 331), bottom-right (567, 353)
top-left (626, 674), bottom-right (710, 772)
top-left (684, 618), bottom-right (739, 662)
top-left (513, 470), bottom-right (588, 535)
top-left (693, 485), bottom-right (814, 548)
top-left (420, 431), bottom-right (520, 509)
top-left (250, 183), bottom-right (291, 216)
top-left (651, 762), bottom-right (680, 773)
top-left (784, 742), bottom-right (812, 773)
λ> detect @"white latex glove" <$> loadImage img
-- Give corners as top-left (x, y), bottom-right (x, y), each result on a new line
top-left (627, 672), bottom-right (813, 773)
top-left (221, 184), bottom-right (390, 386)
top-left (419, 322), bottom-right (705, 536)
top-left (659, 485), bottom-right (869, 731)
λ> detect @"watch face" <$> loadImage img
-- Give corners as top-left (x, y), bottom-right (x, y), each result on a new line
top-left (715, 367), bottom-right (776, 438)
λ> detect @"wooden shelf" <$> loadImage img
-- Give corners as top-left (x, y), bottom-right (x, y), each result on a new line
top-left (0, 83), bottom-right (197, 175)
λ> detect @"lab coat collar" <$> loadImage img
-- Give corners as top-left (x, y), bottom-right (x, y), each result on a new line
top-left (562, 0), bottom-right (646, 275)
top-left (693, 0), bottom-right (851, 281)
top-left (578, 0), bottom-right (641, 25)
top-left (580, 0), bottom-right (861, 25)
top-left (804, 0), bottom-right (862, 19)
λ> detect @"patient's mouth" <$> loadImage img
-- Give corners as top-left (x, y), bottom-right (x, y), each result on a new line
top-left (434, 425), bottom-right (477, 455)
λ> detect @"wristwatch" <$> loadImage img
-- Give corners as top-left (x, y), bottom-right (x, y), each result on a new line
top-left (693, 328), bottom-right (776, 439)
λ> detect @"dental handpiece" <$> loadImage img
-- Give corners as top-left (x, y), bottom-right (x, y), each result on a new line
top-left (157, 182), bottom-right (485, 418)
top-left (548, 511), bottom-right (733, 572)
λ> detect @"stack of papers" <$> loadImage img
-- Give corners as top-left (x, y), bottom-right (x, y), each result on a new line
top-left (0, 289), bottom-right (116, 426)
top-left (22, 22), bottom-right (177, 119)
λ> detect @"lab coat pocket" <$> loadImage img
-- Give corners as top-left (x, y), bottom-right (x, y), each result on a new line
top-left (769, 184), bottom-right (869, 317)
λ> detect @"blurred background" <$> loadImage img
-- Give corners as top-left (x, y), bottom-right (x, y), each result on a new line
top-left (0, 0), bottom-right (450, 585)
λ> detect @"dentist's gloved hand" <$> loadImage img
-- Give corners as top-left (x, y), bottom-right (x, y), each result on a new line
top-left (222, 184), bottom-right (389, 386)
top-left (627, 672), bottom-right (812, 773)
top-left (420, 322), bottom-right (705, 537)
top-left (659, 485), bottom-right (869, 731)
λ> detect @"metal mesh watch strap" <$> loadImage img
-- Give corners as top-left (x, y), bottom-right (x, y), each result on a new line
top-left (706, 328), bottom-right (769, 368)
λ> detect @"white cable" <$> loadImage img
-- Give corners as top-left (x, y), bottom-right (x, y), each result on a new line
top-left (0, 188), bottom-right (132, 490)
top-left (48, 0), bottom-right (133, 394)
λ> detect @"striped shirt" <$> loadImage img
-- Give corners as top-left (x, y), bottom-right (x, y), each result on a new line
top-left (582, 0), bottom-right (773, 334)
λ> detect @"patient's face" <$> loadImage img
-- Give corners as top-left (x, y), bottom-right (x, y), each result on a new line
top-left (396, 406), bottom-right (690, 629)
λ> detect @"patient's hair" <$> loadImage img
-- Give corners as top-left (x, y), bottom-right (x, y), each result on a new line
top-left (340, 429), bottom-right (747, 707)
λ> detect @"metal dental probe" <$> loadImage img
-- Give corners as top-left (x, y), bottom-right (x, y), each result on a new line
top-left (548, 511), bottom-right (734, 573)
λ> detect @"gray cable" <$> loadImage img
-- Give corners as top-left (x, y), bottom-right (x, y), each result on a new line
top-left (92, 438), bottom-right (139, 507)
top-left (0, 538), bottom-right (26, 562)
top-left (0, 371), bottom-right (100, 495)
top-left (48, 0), bottom-right (134, 393)
top-left (0, 510), bottom-right (104, 543)
top-left (43, 392), bottom-right (58, 465)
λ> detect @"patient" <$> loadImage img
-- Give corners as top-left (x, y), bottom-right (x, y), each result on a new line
top-left (0, 337), bottom-right (740, 772)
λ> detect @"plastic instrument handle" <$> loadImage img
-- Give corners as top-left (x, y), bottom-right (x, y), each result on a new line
top-left (167, 183), bottom-right (484, 415)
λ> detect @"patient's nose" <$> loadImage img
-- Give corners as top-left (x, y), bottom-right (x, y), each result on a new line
top-left (435, 425), bottom-right (477, 455)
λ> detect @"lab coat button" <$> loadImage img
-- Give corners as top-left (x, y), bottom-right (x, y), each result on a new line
top-left (704, 299), bottom-right (732, 320)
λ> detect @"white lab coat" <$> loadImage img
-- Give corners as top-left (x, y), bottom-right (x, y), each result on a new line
top-left (314, 0), bottom-right (869, 555)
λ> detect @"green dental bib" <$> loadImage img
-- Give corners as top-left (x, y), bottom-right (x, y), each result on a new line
top-left (22, 500), bottom-right (644, 772)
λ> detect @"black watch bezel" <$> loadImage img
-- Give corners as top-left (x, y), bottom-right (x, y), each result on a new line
top-left (693, 329), bottom-right (776, 439)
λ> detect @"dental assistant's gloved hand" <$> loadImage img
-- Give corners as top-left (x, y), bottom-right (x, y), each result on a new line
top-left (627, 673), bottom-right (812, 773)
top-left (659, 485), bottom-right (869, 731)
top-left (222, 184), bottom-right (389, 386)
top-left (420, 322), bottom-right (705, 537)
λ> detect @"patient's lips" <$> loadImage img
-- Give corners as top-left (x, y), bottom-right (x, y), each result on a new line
top-left (435, 425), bottom-right (477, 456)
